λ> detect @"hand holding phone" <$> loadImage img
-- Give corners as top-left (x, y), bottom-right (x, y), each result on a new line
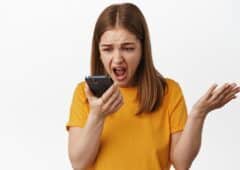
top-left (85, 75), bottom-right (123, 118)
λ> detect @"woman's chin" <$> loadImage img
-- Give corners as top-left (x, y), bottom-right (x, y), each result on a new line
top-left (111, 74), bottom-right (134, 87)
top-left (113, 80), bottom-right (125, 86)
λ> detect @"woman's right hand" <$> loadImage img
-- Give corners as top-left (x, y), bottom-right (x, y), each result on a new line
top-left (85, 82), bottom-right (124, 119)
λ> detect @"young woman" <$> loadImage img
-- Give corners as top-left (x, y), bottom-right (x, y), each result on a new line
top-left (66, 3), bottom-right (240, 170)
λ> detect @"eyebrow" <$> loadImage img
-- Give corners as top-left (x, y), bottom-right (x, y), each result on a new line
top-left (100, 42), bottom-right (136, 47)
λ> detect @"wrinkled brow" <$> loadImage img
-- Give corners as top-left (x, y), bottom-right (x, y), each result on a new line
top-left (100, 42), bottom-right (136, 47)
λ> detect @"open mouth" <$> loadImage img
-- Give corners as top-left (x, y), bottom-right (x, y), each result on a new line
top-left (112, 67), bottom-right (127, 81)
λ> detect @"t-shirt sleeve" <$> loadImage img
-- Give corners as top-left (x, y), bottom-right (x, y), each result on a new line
top-left (168, 80), bottom-right (188, 133)
top-left (66, 82), bottom-right (89, 130)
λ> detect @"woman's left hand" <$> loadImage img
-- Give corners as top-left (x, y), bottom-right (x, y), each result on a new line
top-left (191, 82), bottom-right (240, 119)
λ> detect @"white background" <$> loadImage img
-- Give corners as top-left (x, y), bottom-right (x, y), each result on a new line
top-left (0, 0), bottom-right (239, 169)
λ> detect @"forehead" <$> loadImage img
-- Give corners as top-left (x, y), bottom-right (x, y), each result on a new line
top-left (99, 28), bottom-right (138, 45)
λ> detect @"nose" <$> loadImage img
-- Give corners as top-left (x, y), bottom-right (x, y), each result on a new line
top-left (112, 49), bottom-right (124, 64)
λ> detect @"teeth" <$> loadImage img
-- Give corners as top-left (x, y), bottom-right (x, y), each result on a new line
top-left (113, 67), bottom-right (125, 71)
top-left (113, 67), bottom-right (126, 76)
top-left (115, 67), bottom-right (124, 70)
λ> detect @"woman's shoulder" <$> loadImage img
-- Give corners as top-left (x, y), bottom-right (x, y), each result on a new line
top-left (165, 77), bottom-right (180, 88)
top-left (72, 81), bottom-right (87, 101)
top-left (73, 81), bottom-right (86, 93)
top-left (164, 77), bottom-right (183, 96)
top-left (76, 81), bottom-right (86, 88)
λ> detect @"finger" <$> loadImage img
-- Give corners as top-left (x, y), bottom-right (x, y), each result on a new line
top-left (209, 83), bottom-right (231, 101)
top-left (101, 82), bottom-right (118, 103)
top-left (221, 86), bottom-right (240, 101)
top-left (109, 94), bottom-right (124, 113)
top-left (113, 98), bottom-right (124, 113)
top-left (215, 83), bottom-right (234, 101)
top-left (204, 84), bottom-right (239, 110)
top-left (104, 89), bottom-right (121, 108)
top-left (236, 86), bottom-right (240, 94)
top-left (102, 93), bottom-right (123, 115)
top-left (205, 83), bottom-right (218, 99)
top-left (209, 83), bottom-right (235, 107)
top-left (216, 85), bottom-right (240, 107)
top-left (218, 95), bottom-right (237, 108)
top-left (230, 84), bottom-right (240, 94)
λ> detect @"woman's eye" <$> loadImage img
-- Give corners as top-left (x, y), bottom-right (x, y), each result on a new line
top-left (102, 48), bottom-right (112, 52)
top-left (124, 47), bottom-right (134, 51)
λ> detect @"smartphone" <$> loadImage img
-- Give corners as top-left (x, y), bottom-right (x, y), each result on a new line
top-left (85, 75), bottom-right (113, 97)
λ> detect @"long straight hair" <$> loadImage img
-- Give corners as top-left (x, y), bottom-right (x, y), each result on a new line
top-left (90, 3), bottom-right (167, 114)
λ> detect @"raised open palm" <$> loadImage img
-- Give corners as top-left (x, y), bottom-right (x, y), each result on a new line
top-left (191, 83), bottom-right (240, 118)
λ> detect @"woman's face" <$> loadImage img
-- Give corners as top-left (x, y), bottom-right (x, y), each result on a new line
top-left (99, 27), bottom-right (142, 87)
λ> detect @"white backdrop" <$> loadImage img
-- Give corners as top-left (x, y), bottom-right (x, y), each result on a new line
top-left (0, 0), bottom-right (239, 169)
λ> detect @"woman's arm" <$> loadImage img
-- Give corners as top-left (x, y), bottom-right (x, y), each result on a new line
top-left (171, 83), bottom-right (240, 170)
top-left (170, 113), bottom-right (205, 170)
top-left (68, 83), bottom-right (123, 169)
top-left (68, 113), bottom-right (105, 170)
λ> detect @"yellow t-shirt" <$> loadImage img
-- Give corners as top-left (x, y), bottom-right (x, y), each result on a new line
top-left (66, 78), bottom-right (188, 170)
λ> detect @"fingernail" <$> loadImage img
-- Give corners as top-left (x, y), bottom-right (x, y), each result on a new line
top-left (224, 83), bottom-right (230, 88)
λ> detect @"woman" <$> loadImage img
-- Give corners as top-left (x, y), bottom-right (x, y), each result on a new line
top-left (66, 3), bottom-right (240, 170)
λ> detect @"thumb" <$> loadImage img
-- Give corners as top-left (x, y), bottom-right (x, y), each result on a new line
top-left (205, 83), bottom-right (218, 99)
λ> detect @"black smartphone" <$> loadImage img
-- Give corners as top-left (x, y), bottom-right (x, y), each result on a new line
top-left (85, 75), bottom-right (113, 97)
